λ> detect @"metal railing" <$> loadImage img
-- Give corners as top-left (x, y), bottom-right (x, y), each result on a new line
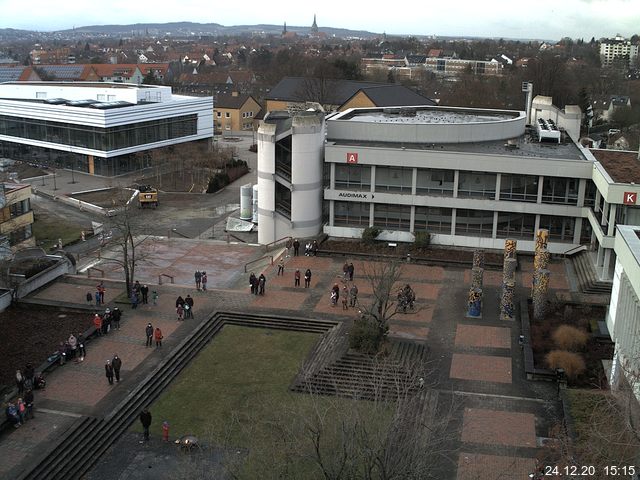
top-left (263, 235), bottom-right (292, 252)
top-left (244, 255), bottom-right (273, 273)
top-left (158, 273), bottom-right (174, 285)
top-left (562, 244), bottom-right (587, 258)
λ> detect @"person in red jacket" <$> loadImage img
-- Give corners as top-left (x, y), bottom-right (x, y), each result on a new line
top-left (154, 327), bottom-right (163, 348)
top-left (93, 314), bottom-right (103, 336)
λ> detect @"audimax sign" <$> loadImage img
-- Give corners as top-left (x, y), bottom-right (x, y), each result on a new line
top-left (338, 192), bottom-right (369, 199)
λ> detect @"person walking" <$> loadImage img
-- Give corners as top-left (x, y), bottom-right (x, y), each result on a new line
top-left (285, 238), bottom-right (293, 257)
top-left (342, 285), bottom-right (349, 310)
top-left (201, 272), bottom-right (208, 291)
top-left (112, 307), bottom-right (122, 330)
top-left (152, 290), bottom-right (159, 305)
top-left (194, 270), bottom-right (202, 290)
top-left (294, 269), bottom-right (301, 287)
top-left (348, 262), bottom-right (355, 281)
top-left (15, 369), bottom-right (24, 396)
top-left (24, 389), bottom-right (34, 419)
top-left (176, 304), bottom-right (184, 321)
top-left (154, 327), bottom-right (163, 348)
top-left (95, 290), bottom-right (101, 306)
top-left (293, 238), bottom-right (300, 256)
top-left (140, 284), bottom-right (149, 304)
top-left (112, 354), bottom-right (122, 383)
top-left (93, 314), bottom-right (103, 336)
top-left (97, 282), bottom-right (106, 304)
top-left (105, 360), bottom-right (114, 385)
top-left (350, 284), bottom-right (359, 307)
top-left (258, 274), bottom-right (266, 295)
top-left (103, 309), bottom-right (112, 334)
top-left (277, 258), bottom-right (285, 276)
top-left (130, 291), bottom-right (139, 309)
top-left (139, 408), bottom-right (152, 442)
top-left (185, 295), bottom-right (194, 319)
top-left (145, 323), bottom-right (154, 347)
top-left (77, 334), bottom-right (86, 362)
top-left (249, 272), bottom-right (257, 294)
top-left (68, 334), bottom-right (77, 360)
top-left (342, 262), bottom-right (349, 280)
top-left (304, 269), bottom-right (312, 288)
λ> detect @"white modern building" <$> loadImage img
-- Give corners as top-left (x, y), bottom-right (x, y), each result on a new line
top-left (256, 102), bottom-right (640, 280)
top-left (0, 82), bottom-right (213, 176)
top-left (600, 35), bottom-right (639, 68)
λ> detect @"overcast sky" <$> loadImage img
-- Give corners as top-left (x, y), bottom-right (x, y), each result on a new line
top-left (1, 0), bottom-right (638, 40)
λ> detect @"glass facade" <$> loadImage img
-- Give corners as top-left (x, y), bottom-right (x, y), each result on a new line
top-left (458, 171), bottom-right (496, 199)
top-left (416, 168), bottom-right (454, 196)
top-left (455, 209), bottom-right (494, 237)
top-left (334, 201), bottom-right (370, 227)
top-left (375, 166), bottom-right (413, 193)
top-left (334, 164), bottom-right (371, 191)
top-left (500, 174), bottom-right (538, 202)
top-left (496, 213), bottom-right (536, 240)
top-left (414, 206), bottom-right (452, 233)
top-left (373, 204), bottom-right (411, 231)
top-left (539, 215), bottom-right (575, 243)
top-left (0, 114), bottom-right (197, 152)
top-left (275, 136), bottom-right (292, 181)
top-left (542, 177), bottom-right (578, 205)
top-left (275, 182), bottom-right (291, 218)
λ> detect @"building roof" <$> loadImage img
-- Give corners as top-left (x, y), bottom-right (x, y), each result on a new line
top-left (215, 92), bottom-right (258, 109)
top-left (266, 76), bottom-right (435, 107)
top-left (34, 64), bottom-right (94, 81)
top-left (591, 149), bottom-right (640, 184)
top-left (405, 55), bottom-right (426, 64)
top-left (0, 66), bottom-right (34, 82)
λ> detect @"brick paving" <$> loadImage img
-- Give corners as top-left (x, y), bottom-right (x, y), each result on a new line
top-left (457, 453), bottom-right (537, 480)
top-left (450, 353), bottom-right (512, 383)
top-left (461, 408), bottom-right (537, 448)
top-left (455, 325), bottom-right (511, 349)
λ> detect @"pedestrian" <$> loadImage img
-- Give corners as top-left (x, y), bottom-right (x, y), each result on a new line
top-left (139, 408), bottom-right (152, 442)
top-left (152, 290), bottom-right (159, 305)
top-left (175, 295), bottom-right (185, 308)
top-left (103, 309), bottom-right (112, 334)
top-left (6, 402), bottom-right (20, 428)
top-left (112, 307), bottom-right (122, 330)
top-left (342, 262), bottom-right (349, 280)
top-left (330, 284), bottom-right (340, 307)
top-left (342, 286), bottom-right (349, 310)
top-left (293, 238), bottom-right (300, 256)
top-left (24, 389), bottom-right (34, 419)
top-left (312, 240), bottom-right (319, 256)
top-left (17, 398), bottom-right (26, 424)
top-left (201, 272), bottom-right (207, 291)
top-left (277, 258), bottom-right (285, 276)
top-left (15, 369), bottom-right (24, 396)
top-left (68, 333), bottom-right (77, 360)
top-left (195, 270), bottom-right (202, 290)
top-left (133, 280), bottom-right (141, 296)
top-left (105, 360), bottom-right (114, 385)
top-left (305, 242), bottom-right (311, 256)
top-left (131, 291), bottom-right (139, 309)
top-left (86, 291), bottom-right (93, 305)
top-left (176, 304), bottom-right (184, 321)
top-left (112, 354), bottom-right (122, 382)
top-left (145, 323), bottom-right (153, 347)
top-left (350, 284), bottom-right (359, 307)
top-left (77, 334), bottom-right (86, 362)
top-left (285, 238), bottom-right (293, 257)
top-left (140, 284), bottom-right (149, 304)
top-left (154, 327), bottom-right (163, 348)
top-left (95, 290), bottom-right (101, 306)
top-left (24, 363), bottom-right (35, 387)
top-left (258, 273), bottom-right (266, 295)
top-left (249, 272), bottom-right (257, 294)
top-left (185, 294), bottom-right (194, 319)
top-left (93, 313), bottom-right (103, 336)
top-left (304, 269), bottom-right (312, 288)
top-left (97, 282), bottom-right (106, 304)
top-left (348, 262), bottom-right (354, 281)
top-left (294, 269), bottom-right (301, 287)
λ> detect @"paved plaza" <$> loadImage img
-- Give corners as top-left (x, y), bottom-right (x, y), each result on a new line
top-left (0, 240), bottom-right (567, 480)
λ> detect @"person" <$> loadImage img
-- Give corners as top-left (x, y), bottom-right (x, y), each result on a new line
top-left (185, 295), bottom-right (194, 319)
top-left (93, 313), bottom-right (103, 335)
top-left (24, 389), bottom-right (34, 419)
top-left (176, 304), bottom-right (184, 321)
top-left (95, 290), bottom-right (101, 306)
top-left (277, 258), bottom-right (285, 276)
top-left (86, 291), bottom-right (93, 305)
top-left (154, 327), bottom-right (163, 348)
top-left (145, 323), bottom-right (154, 347)
top-left (304, 269), bottom-right (312, 288)
top-left (175, 295), bottom-right (185, 309)
top-left (201, 272), bottom-right (208, 291)
top-left (103, 309), bottom-right (112, 334)
top-left (342, 262), bottom-right (349, 280)
top-left (16, 369), bottom-right (24, 395)
top-left (140, 284), bottom-right (149, 304)
top-left (285, 238), bottom-right (293, 257)
top-left (258, 273), bottom-right (266, 295)
top-left (17, 398), bottom-right (26, 424)
top-left (152, 290), bottom-right (159, 305)
top-left (139, 408), bottom-right (152, 442)
top-left (24, 363), bottom-right (35, 387)
top-left (131, 291), bottom-right (139, 309)
top-left (304, 242), bottom-right (311, 256)
top-left (112, 354), bottom-right (122, 382)
top-left (77, 334), bottom-right (86, 362)
top-left (97, 282), bottom-right (106, 304)
top-left (249, 272), bottom-right (257, 294)
top-left (293, 238), bottom-right (300, 256)
top-left (112, 307), bottom-right (122, 330)
top-left (342, 290), bottom-right (349, 310)
top-left (133, 280), bottom-right (141, 296)
top-left (330, 284), bottom-right (340, 306)
top-left (68, 334), bottom-right (77, 360)
top-left (105, 360), bottom-right (114, 385)
top-left (5, 402), bottom-right (20, 428)
top-left (348, 262), bottom-right (355, 281)
top-left (312, 240), bottom-right (319, 256)
top-left (350, 284), bottom-right (359, 307)
top-left (57, 342), bottom-right (68, 365)
top-left (194, 270), bottom-right (202, 290)
top-left (294, 269), bottom-right (301, 287)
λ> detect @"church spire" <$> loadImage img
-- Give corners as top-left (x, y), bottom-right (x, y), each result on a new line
top-left (283, 21), bottom-right (287, 35)
top-left (311, 14), bottom-right (318, 33)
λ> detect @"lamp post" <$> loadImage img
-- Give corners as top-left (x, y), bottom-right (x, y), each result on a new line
top-left (69, 149), bottom-right (77, 184)
top-left (53, 170), bottom-right (58, 191)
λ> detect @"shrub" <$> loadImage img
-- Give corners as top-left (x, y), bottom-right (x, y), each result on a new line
top-left (249, 144), bottom-right (258, 153)
top-left (206, 172), bottom-right (231, 193)
top-left (414, 231), bottom-right (431, 248)
top-left (349, 318), bottom-right (384, 355)
top-left (362, 227), bottom-right (380, 245)
top-left (552, 325), bottom-right (589, 351)
top-left (545, 350), bottom-right (586, 379)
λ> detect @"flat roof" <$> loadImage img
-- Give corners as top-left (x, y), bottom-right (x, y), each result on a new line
top-left (0, 81), bottom-right (141, 89)
top-left (590, 149), bottom-right (640, 184)
top-left (339, 107), bottom-right (518, 125)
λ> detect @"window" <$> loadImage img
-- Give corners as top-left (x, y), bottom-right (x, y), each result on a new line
top-left (225, 112), bottom-right (230, 118)
top-left (496, 213), bottom-right (536, 240)
top-left (499, 174), bottom-right (538, 202)
top-left (216, 112), bottom-right (221, 118)
top-left (539, 215), bottom-right (575, 243)
top-left (36, 92), bottom-right (47, 99)
top-left (458, 171), bottom-right (496, 199)
top-left (334, 201), bottom-right (370, 227)
top-left (541, 177), bottom-right (578, 205)
top-left (275, 182), bottom-right (291, 218)
top-left (415, 207), bottom-right (452, 233)
top-left (335, 165), bottom-right (371, 191)
top-left (455, 209), bottom-right (494, 237)
top-left (374, 204), bottom-right (411, 231)
top-left (416, 168), bottom-right (454, 196)
top-left (375, 166), bottom-right (413, 193)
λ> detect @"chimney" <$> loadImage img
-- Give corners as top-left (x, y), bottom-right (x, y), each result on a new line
top-left (231, 91), bottom-right (239, 97)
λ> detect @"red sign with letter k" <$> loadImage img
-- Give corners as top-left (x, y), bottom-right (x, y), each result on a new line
top-left (624, 192), bottom-right (637, 205)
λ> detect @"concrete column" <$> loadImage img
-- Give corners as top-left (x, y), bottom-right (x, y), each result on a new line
top-left (492, 211), bottom-right (498, 238)
top-left (534, 214), bottom-right (540, 236)
top-left (577, 179), bottom-right (586, 207)
top-left (495, 173), bottom-right (501, 201)
top-left (369, 202), bottom-right (374, 226)
top-left (602, 248), bottom-right (612, 281)
top-left (370, 165), bottom-right (376, 193)
top-left (451, 209), bottom-right (457, 236)
top-left (329, 163), bottom-right (335, 190)
top-left (329, 200), bottom-right (335, 227)
top-left (596, 244), bottom-right (604, 268)
top-left (537, 175), bottom-right (544, 203)
top-left (608, 204), bottom-right (617, 236)
top-left (410, 205), bottom-right (415, 232)
top-left (453, 170), bottom-right (459, 198)
top-left (573, 217), bottom-right (583, 244)
top-left (411, 168), bottom-right (417, 196)
top-left (601, 201), bottom-right (609, 227)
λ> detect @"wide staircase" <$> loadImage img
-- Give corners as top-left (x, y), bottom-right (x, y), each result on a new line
top-left (14, 312), bottom-right (338, 480)
top-left (569, 251), bottom-right (613, 295)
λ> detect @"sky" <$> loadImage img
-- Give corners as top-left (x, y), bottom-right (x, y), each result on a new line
top-left (0, 0), bottom-right (639, 41)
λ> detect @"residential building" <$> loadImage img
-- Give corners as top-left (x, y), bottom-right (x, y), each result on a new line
top-left (214, 92), bottom-right (261, 134)
top-left (600, 35), bottom-right (639, 68)
top-left (0, 82), bottom-right (213, 176)
top-left (0, 66), bottom-right (41, 83)
top-left (92, 64), bottom-right (144, 84)
top-left (424, 57), bottom-right (503, 76)
top-left (592, 95), bottom-right (632, 121)
top-left (0, 183), bottom-right (34, 251)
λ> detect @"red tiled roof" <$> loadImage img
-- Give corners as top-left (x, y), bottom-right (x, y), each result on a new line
top-left (591, 149), bottom-right (640, 184)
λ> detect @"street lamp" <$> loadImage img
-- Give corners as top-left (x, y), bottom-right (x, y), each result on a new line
top-left (69, 149), bottom-right (77, 184)
top-left (53, 170), bottom-right (58, 191)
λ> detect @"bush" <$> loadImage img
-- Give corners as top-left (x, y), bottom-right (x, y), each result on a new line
top-left (349, 318), bottom-right (385, 355)
top-left (552, 325), bottom-right (589, 351)
top-left (362, 227), bottom-right (380, 245)
top-left (545, 350), bottom-right (586, 379)
top-left (414, 231), bottom-right (431, 248)
top-left (206, 172), bottom-right (231, 193)
top-left (249, 144), bottom-right (258, 153)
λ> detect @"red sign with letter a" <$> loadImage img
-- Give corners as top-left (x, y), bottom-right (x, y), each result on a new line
top-left (623, 192), bottom-right (637, 205)
top-left (346, 152), bottom-right (358, 164)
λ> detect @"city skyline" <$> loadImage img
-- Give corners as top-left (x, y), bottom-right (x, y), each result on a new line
top-left (0, 0), bottom-right (638, 41)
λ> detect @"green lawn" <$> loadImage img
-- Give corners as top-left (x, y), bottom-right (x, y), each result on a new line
top-left (32, 211), bottom-right (84, 251)
top-left (139, 325), bottom-right (393, 479)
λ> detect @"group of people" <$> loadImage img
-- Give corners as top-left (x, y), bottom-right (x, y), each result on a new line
top-left (93, 307), bottom-right (122, 337)
top-left (56, 332), bottom-right (87, 364)
top-left (397, 284), bottom-right (416, 313)
top-left (248, 272), bottom-right (266, 295)
top-left (104, 354), bottom-right (123, 385)
top-left (175, 295), bottom-right (195, 320)
top-left (8, 364), bottom-right (40, 428)
top-left (145, 322), bottom-right (164, 348)
top-left (194, 270), bottom-right (208, 291)
top-left (131, 281), bottom-right (156, 308)
top-left (292, 268), bottom-right (313, 288)
top-left (286, 238), bottom-right (318, 257)
top-left (330, 282), bottom-right (359, 309)
top-left (86, 281), bottom-right (106, 306)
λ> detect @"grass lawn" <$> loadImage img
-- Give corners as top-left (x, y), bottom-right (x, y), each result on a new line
top-left (32, 210), bottom-right (84, 251)
top-left (138, 325), bottom-right (393, 479)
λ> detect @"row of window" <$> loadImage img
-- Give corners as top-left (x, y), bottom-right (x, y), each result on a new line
top-left (334, 165), bottom-right (583, 205)
top-left (215, 111), bottom-right (255, 118)
top-left (333, 201), bottom-right (583, 243)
